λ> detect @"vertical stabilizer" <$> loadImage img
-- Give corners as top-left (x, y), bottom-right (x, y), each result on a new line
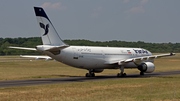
top-left (34, 7), bottom-right (67, 46)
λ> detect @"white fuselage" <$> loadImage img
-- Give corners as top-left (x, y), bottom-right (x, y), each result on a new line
top-left (38, 46), bottom-right (153, 70)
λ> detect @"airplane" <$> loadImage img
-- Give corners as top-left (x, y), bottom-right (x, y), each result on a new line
top-left (9, 7), bottom-right (175, 77)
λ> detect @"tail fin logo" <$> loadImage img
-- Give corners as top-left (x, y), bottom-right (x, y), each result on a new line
top-left (39, 22), bottom-right (49, 36)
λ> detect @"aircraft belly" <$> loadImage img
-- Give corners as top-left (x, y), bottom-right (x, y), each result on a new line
top-left (76, 58), bottom-right (107, 69)
top-left (124, 62), bottom-right (137, 68)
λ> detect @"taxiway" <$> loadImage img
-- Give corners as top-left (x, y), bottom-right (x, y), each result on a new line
top-left (0, 70), bottom-right (180, 88)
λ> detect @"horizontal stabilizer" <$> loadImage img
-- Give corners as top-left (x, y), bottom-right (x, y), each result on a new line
top-left (9, 46), bottom-right (36, 51)
top-left (36, 45), bottom-right (69, 52)
top-left (20, 55), bottom-right (52, 61)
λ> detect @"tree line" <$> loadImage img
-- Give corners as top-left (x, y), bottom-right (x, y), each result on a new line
top-left (0, 37), bottom-right (179, 55)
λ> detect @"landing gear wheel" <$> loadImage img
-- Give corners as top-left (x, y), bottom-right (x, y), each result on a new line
top-left (117, 73), bottom-right (122, 77)
top-left (86, 73), bottom-right (90, 77)
top-left (85, 73), bottom-right (95, 77)
top-left (117, 73), bottom-right (126, 77)
top-left (85, 69), bottom-right (96, 77)
top-left (92, 73), bottom-right (95, 77)
top-left (140, 72), bottom-right (144, 75)
top-left (123, 73), bottom-right (126, 77)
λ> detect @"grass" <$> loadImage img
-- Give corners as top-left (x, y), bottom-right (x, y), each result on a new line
top-left (0, 60), bottom-right (86, 80)
top-left (0, 75), bottom-right (180, 101)
top-left (0, 55), bottom-right (180, 101)
top-left (0, 55), bottom-right (21, 59)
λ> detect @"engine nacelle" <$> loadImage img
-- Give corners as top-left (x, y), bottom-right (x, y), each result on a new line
top-left (138, 62), bottom-right (155, 73)
top-left (92, 69), bottom-right (104, 73)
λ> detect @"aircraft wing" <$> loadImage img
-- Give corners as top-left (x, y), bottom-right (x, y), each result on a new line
top-left (9, 46), bottom-right (54, 61)
top-left (20, 55), bottom-right (53, 61)
top-left (9, 45), bottom-right (69, 52)
top-left (104, 53), bottom-right (175, 65)
top-left (9, 46), bottom-right (36, 51)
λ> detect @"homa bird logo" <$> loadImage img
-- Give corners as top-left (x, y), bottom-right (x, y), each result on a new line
top-left (39, 22), bottom-right (49, 36)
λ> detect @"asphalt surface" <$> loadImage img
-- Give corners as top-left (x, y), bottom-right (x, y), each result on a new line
top-left (0, 70), bottom-right (180, 88)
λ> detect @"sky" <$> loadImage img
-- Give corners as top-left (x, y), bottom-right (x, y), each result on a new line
top-left (0, 0), bottom-right (180, 43)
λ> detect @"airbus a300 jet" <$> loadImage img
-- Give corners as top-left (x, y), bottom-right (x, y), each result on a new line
top-left (9, 7), bottom-right (175, 77)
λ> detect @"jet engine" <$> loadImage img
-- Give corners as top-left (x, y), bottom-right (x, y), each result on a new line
top-left (138, 62), bottom-right (155, 73)
top-left (91, 69), bottom-right (104, 73)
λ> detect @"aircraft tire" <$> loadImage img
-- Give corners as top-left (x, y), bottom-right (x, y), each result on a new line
top-left (92, 73), bottom-right (95, 77)
top-left (117, 73), bottom-right (122, 77)
top-left (123, 73), bottom-right (126, 77)
top-left (117, 73), bottom-right (126, 77)
top-left (86, 73), bottom-right (95, 77)
top-left (86, 73), bottom-right (90, 77)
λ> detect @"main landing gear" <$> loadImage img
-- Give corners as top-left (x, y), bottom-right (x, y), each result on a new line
top-left (117, 66), bottom-right (126, 77)
top-left (85, 69), bottom-right (95, 77)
